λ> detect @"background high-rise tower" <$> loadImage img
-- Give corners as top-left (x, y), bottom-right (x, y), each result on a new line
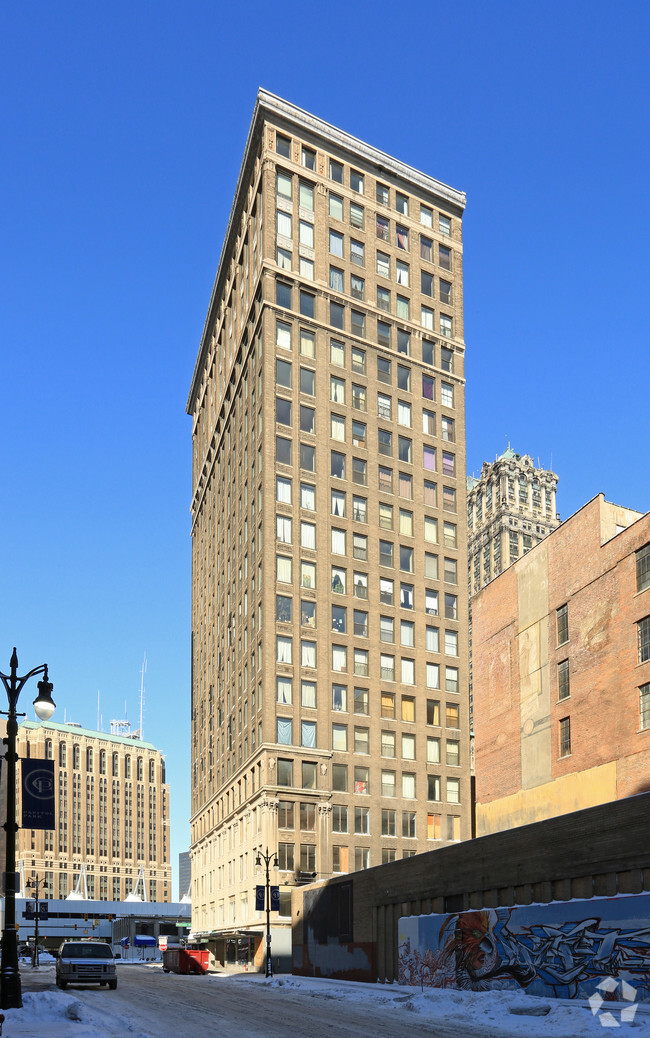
top-left (187, 91), bottom-right (469, 966)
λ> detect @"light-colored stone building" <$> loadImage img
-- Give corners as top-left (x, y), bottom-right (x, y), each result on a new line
top-left (11, 720), bottom-right (171, 902)
top-left (186, 90), bottom-right (469, 966)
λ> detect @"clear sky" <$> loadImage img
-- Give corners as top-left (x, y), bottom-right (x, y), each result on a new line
top-left (2, 0), bottom-right (649, 890)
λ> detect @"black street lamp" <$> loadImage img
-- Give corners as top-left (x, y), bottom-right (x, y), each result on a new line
top-left (0, 648), bottom-right (55, 1009)
top-left (26, 876), bottom-right (48, 968)
top-left (255, 847), bottom-right (278, 978)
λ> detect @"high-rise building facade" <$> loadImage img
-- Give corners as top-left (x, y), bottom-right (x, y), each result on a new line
top-left (187, 91), bottom-right (469, 959)
top-left (12, 721), bottom-right (171, 902)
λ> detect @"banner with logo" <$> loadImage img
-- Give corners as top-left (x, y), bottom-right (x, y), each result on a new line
top-left (21, 759), bottom-right (55, 829)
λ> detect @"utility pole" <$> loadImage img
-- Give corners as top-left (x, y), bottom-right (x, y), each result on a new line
top-left (255, 848), bottom-right (278, 978)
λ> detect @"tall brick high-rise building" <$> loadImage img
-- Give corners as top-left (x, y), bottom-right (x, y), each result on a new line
top-left (187, 91), bottom-right (469, 965)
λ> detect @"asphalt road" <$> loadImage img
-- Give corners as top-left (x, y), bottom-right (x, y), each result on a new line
top-left (20, 962), bottom-right (522, 1038)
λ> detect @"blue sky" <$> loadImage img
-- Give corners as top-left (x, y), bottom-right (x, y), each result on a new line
top-left (1, 1), bottom-right (649, 890)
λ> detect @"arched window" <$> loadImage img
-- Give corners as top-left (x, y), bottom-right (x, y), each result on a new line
top-left (149, 759), bottom-right (155, 783)
top-left (137, 757), bottom-right (143, 781)
top-left (86, 748), bottom-right (93, 771)
top-left (125, 756), bottom-right (131, 779)
top-left (99, 750), bottom-right (106, 775)
top-left (45, 740), bottom-right (53, 761)
top-left (59, 743), bottom-right (66, 767)
top-left (73, 746), bottom-right (80, 770)
top-left (112, 753), bottom-right (119, 777)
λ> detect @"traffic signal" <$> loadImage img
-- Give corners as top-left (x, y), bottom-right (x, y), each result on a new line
top-left (84, 913), bottom-right (88, 921)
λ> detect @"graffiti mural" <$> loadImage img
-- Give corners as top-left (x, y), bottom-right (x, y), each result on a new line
top-left (398, 895), bottom-right (650, 1002)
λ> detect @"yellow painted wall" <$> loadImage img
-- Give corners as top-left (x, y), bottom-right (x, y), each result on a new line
top-left (476, 761), bottom-right (618, 836)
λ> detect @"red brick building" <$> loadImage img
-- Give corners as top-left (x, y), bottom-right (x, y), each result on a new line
top-left (472, 493), bottom-right (650, 836)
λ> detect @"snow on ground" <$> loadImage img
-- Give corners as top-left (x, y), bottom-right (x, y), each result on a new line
top-left (3, 963), bottom-right (649, 1037)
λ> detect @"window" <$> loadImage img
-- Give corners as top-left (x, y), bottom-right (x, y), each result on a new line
top-left (353, 572), bottom-right (368, 599)
top-left (332, 764), bottom-right (348, 791)
top-left (557, 604), bottom-right (569, 645)
top-left (444, 593), bottom-right (458, 620)
top-left (446, 778), bottom-right (460, 804)
top-left (354, 766), bottom-right (369, 794)
top-left (422, 374), bottom-right (435, 401)
top-left (350, 202), bottom-right (364, 229)
top-left (277, 171), bottom-right (292, 198)
top-left (330, 159), bottom-right (343, 183)
top-left (428, 775), bottom-right (441, 802)
top-left (329, 230), bottom-right (343, 257)
top-left (353, 533), bottom-right (367, 560)
top-left (443, 486), bottom-right (456, 512)
top-left (299, 220), bottom-right (314, 248)
top-left (443, 522), bottom-right (457, 548)
top-left (425, 553), bottom-right (438, 580)
top-left (301, 146), bottom-right (315, 170)
top-left (420, 235), bottom-right (433, 262)
top-left (395, 259), bottom-right (409, 287)
top-left (640, 682), bottom-right (650, 730)
top-left (440, 314), bottom-right (453, 338)
top-left (378, 392), bottom-right (392, 419)
top-left (332, 683), bottom-right (347, 712)
top-left (376, 215), bottom-right (390, 242)
top-left (332, 805), bottom-right (348, 833)
top-left (426, 663), bottom-right (440, 689)
top-left (399, 509), bottom-right (413, 536)
top-left (402, 811), bottom-right (416, 838)
top-left (300, 801), bottom-right (316, 830)
top-left (301, 482), bottom-right (315, 509)
top-left (332, 724), bottom-right (348, 751)
top-left (277, 758), bottom-right (293, 787)
top-left (396, 295), bottom-right (410, 321)
top-left (276, 594), bottom-right (292, 622)
top-left (276, 396), bottom-right (291, 426)
top-left (379, 540), bottom-right (393, 567)
top-left (442, 451), bottom-right (455, 477)
top-left (382, 808), bottom-right (396, 836)
top-left (332, 604), bottom-right (347, 633)
top-left (377, 182), bottom-right (389, 205)
top-left (331, 490), bottom-right (346, 518)
top-left (440, 279), bottom-right (452, 305)
top-left (354, 648), bottom-right (369, 675)
top-left (351, 310), bottom-right (365, 336)
top-left (444, 557), bottom-right (457, 584)
top-left (400, 582), bottom-right (414, 609)
top-left (427, 736), bottom-right (440, 763)
top-left (381, 770), bottom-right (396, 796)
top-left (379, 577), bottom-right (394, 606)
top-left (445, 631), bottom-right (458, 657)
top-left (300, 257), bottom-right (313, 279)
top-left (427, 699), bottom-right (440, 726)
top-left (278, 842), bottom-right (294, 870)
top-left (350, 240), bottom-right (364, 266)
top-left (330, 266), bottom-right (344, 292)
top-left (329, 192), bottom-right (343, 220)
top-left (354, 687), bottom-right (369, 714)
top-left (300, 291), bottom-right (314, 318)
top-left (351, 275), bottom-right (364, 300)
top-left (300, 443), bottom-right (315, 471)
top-left (423, 445), bottom-right (436, 472)
top-left (300, 405), bottom-right (315, 434)
top-left (421, 271), bottom-right (433, 297)
top-left (381, 692), bottom-right (395, 719)
top-left (637, 545), bottom-right (650, 592)
top-left (441, 381), bottom-right (454, 407)
top-left (396, 225), bottom-right (408, 249)
top-left (350, 170), bottom-right (364, 194)
top-left (380, 616), bottom-right (394, 643)
top-left (300, 328), bottom-right (315, 357)
top-left (378, 465), bottom-right (393, 494)
top-left (331, 450), bottom-right (345, 479)
top-left (397, 401), bottom-right (411, 427)
top-left (276, 319), bottom-right (291, 350)
top-left (446, 702), bottom-right (459, 728)
top-left (300, 844), bottom-right (316, 872)
top-left (352, 385), bottom-right (367, 412)
top-left (402, 773), bottom-right (416, 799)
top-left (300, 367), bottom-right (315, 395)
top-left (400, 546), bottom-right (414, 572)
top-left (377, 430), bottom-right (392, 459)
top-left (351, 346), bottom-right (366, 373)
top-left (354, 609), bottom-right (368, 637)
top-left (639, 616), bottom-right (650, 664)
top-left (354, 727), bottom-right (369, 755)
top-left (276, 555), bottom-right (292, 583)
top-left (301, 601), bottom-right (316, 628)
top-left (401, 658), bottom-right (415, 684)
top-left (379, 502), bottom-right (393, 530)
top-left (441, 416), bottom-right (455, 442)
top-left (381, 654), bottom-right (395, 681)
top-left (278, 801), bottom-right (294, 829)
top-left (420, 204), bottom-right (433, 227)
top-left (559, 717), bottom-right (571, 757)
top-left (425, 589), bottom-right (439, 616)
top-left (277, 477), bottom-right (292, 504)
top-left (276, 435), bottom-right (291, 465)
top-left (558, 660), bottom-right (570, 700)
top-left (302, 681), bottom-right (316, 709)
top-left (377, 286), bottom-right (390, 312)
top-left (277, 717), bottom-right (293, 744)
top-left (439, 244), bottom-right (452, 270)
top-left (439, 213), bottom-right (451, 236)
top-left (332, 644), bottom-right (347, 672)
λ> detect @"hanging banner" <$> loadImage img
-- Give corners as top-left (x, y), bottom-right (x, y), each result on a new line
top-left (21, 759), bottom-right (55, 830)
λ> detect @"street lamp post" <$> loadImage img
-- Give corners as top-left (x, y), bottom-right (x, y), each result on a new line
top-left (255, 847), bottom-right (278, 978)
top-left (26, 876), bottom-right (48, 968)
top-left (0, 648), bottom-right (55, 1010)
